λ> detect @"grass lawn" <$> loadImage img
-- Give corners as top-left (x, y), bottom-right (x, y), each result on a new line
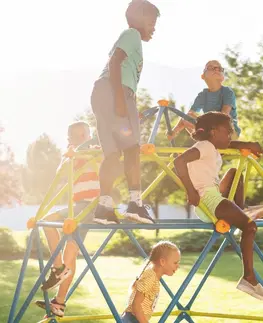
top-left (1, 251), bottom-right (263, 323)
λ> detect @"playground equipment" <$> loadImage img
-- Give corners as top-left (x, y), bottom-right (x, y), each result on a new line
top-left (8, 100), bottom-right (263, 323)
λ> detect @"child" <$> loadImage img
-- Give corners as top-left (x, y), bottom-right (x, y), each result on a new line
top-left (122, 241), bottom-right (180, 323)
top-left (168, 60), bottom-right (241, 140)
top-left (174, 111), bottom-right (263, 300)
top-left (91, 0), bottom-right (160, 224)
top-left (35, 121), bottom-right (100, 317)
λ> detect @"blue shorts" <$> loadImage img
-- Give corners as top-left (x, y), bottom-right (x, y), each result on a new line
top-left (121, 312), bottom-right (139, 323)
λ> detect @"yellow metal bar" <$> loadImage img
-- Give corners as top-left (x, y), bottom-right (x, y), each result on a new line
top-left (248, 155), bottom-right (263, 178)
top-left (228, 155), bottom-right (247, 201)
top-left (189, 310), bottom-right (263, 321)
top-left (35, 162), bottom-right (67, 220)
top-left (68, 158), bottom-right (74, 218)
top-left (141, 161), bottom-right (173, 200)
top-left (244, 161), bottom-right (252, 199)
top-left (42, 310), bottom-right (263, 322)
top-left (155, 147), bottom-right (241, 156)
top-left (42, 157), bottom-right (98, 218)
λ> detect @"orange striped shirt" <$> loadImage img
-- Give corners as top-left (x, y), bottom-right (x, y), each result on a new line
top-left (73, 159), bottom-right (100, 202)
top-left (125, 267), bottom-right (160, 320)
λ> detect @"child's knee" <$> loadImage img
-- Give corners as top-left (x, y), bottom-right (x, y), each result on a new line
top-left (124, 144), bottom-right (140, 157)
top-left (243, 220), bottom-right (257, 236)
top-left (228, 168), bottom-right (243, 181)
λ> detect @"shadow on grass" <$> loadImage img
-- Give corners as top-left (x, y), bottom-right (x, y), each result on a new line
top-left (180, 250), bottom-right (263, 283)
top-left (0, 260), bottom-right (120, 323)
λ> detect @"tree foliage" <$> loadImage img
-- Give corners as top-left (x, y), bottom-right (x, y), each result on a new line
top-left (22, 133), bottom-right (61, 204)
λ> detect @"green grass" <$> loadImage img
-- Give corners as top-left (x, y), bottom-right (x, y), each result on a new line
top-left (1, 252), bottom-right (263, 323)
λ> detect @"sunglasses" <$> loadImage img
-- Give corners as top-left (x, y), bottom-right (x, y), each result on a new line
top-left (204, 66), bottom-right (224, 73)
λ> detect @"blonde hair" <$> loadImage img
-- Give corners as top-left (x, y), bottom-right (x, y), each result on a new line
top-left (132, 241), bottom-right (179, 288)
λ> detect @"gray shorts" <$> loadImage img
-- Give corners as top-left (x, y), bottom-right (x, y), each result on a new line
top-left (56, 201), bottom-right (94, 241)
top-left (91, 78), bottom-right (140, 157)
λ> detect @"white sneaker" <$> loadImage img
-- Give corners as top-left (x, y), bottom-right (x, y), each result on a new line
top-left (236, 278), bottom-right (263, 300)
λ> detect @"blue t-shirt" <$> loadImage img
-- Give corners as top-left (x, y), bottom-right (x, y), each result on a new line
top-left (191, 86), bottom-right (241, 136)
top-left (100, 28), bottom-right (143, 93)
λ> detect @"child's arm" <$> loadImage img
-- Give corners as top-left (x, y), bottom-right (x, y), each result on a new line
top-left (174, 148), bottom-right (201, 206)
top-left (221, 87), bottom-right (236, 115)
top-left (108, 48), bottom-right (128, 117)
top-left (132, 291), bottom-right (149, 323)
top-left (229, 141), bottom-right (263, 157)
top-left (168, 92), bottom-right (203, 141)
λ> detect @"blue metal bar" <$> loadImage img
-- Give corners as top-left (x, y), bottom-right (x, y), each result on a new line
top-left (164, 108), bottom-right (175, 147)
top-left (186, 234), bottom-right (230, 309)
top-left (254, 242), bottom-right (263, 262)
top-left (173, 312), bottom-right (186, 323)
top-left (74, 231), bottom-right (122, 323)
top-left (168, 107), bottom-right (196, 124)
top-left (159, 231), bottom-right (220, 323)
top-left (148, 106), bottom-right (165, 143)
top-left (38, 221), bottom-right (215, 230)
top-left (225, 232), bottom-right (263, 285)
top-left (13, 235), bottom-right (67, 323)
top-left (124, 230), bottom-right (185, 310)
top-left (140, 106), bottom-right (159, 124)
top-left (66, 229), bottom-right (116, 302)
top-left (8, 229), bottom-right (35, 323)
top-left (35, 228), bottom-right (51, 317)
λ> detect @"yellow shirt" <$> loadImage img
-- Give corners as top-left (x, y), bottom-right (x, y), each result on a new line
top-left (125, 267), bottom-right (160, 320)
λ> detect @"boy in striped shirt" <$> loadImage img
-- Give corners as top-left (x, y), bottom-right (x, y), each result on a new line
top-left (35, 121), bottom-right (100, 317)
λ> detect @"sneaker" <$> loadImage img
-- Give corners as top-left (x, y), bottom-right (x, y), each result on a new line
top-left (41, 264), bottom-right (72, 291)
top-left (35, 298), bottom-right (66, 317)
top-left (236, 278), bottom-right (263, 300)
top-left (125, 202), bottom-right (155, 224)
top-left (93, 204), bottom-right (120, 224)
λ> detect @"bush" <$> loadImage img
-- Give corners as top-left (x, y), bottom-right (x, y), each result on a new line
top-left (104, 228), bottom-right (263, 256)
top-left (0, 227), bottom-right (23, 259)
top-left (25, 230), bottom-right (50, 259)
top-left (105, 231), bottom-right (153, 257)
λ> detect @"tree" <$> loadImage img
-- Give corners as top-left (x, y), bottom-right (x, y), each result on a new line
top-left (22, 133), bottom-right (62, 204)
top-left (0, 125), bottom-right (21, 206)
top-left (224, 42), bottom-right (263, 205)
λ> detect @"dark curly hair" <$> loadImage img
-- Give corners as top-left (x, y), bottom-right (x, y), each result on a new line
top-left (192, 112), bottom-right (233, 141)
top-left (126, 0), bottom-right (160, 27)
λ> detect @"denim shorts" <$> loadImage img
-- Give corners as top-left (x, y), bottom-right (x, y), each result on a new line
top-left (121, 312), bottom-right (139, 323)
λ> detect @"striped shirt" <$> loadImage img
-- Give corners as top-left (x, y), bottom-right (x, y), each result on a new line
top-left (73, 158), bottom-right (100, 202)
top-left (125, 267), bottom-right (160, 320)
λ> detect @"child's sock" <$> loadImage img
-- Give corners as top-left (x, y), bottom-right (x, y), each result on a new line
top-left (99, 195), bottom-right (113, 208)
top-left (129, 190), bottom-right (142, 207)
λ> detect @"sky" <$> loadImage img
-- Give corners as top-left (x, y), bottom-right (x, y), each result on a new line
top-left (1, 0), bottom-right (263, 163)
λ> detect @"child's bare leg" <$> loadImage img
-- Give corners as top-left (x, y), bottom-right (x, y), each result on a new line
top-left (56, 240), bottom-right (78, 303)
top-left (219, 168), bottom-right (244, 209)
top-left (124, 145), bottom-right (141, 192)
top-left (216, 199), bottom-right (257, 285)
top-left (43, 213), bottom-right (63, 268)
top-left (99, 152), bottom-right (122, 196)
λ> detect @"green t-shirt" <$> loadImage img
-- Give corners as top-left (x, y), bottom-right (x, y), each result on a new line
top-left (100, 28), bottom-right (143, 93)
